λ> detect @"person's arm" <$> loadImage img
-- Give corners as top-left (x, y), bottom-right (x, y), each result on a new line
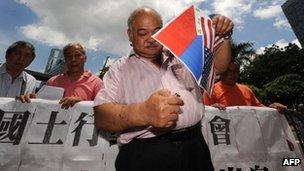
top-left (211, 15), bottom-right (234, 74)
top-left (94, 102), bottom-right (145, 132)
top-left (94, 89), bottom-right (183, 133)
top-left (16, 75), bottom-right (37, 103)
top-left (214, 40), bottom-right (232, 74)
top-left (59, 96), bottom-right (82, 109)
top-left (16, 93), bottom-right (36, 103)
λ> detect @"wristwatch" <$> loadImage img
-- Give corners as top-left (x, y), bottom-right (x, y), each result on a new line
top-left (223, 30), bottom-right (233, 40)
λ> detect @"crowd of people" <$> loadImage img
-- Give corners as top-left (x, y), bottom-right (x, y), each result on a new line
top-left (0, 6), bottom-right (291, 171)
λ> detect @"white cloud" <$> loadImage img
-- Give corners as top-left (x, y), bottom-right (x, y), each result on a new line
top-left (0, 34), bottom-right (11, 62)
top-left (17, 0), bottom-right (206, 56)
top-left (274, 18), bottom-right (290, 29)
top-left (257, 39), bottom-right (301, 54)
top-left (21, 25), bottom-right (70, 46)
top-left (256, 39), bottom-right (286, 54)
top-left (291, 39), bottom-right (302, 48)
top-left (253, 2), bottom-right (291, 30)
top-left (211, 0), bottom-right (255, 25)
top-left (270, 0), bottom-right (285, 5)
top-left (274, 39), bottom-right (290, 48)
top-left (253, 5), bottom-right (282, 19)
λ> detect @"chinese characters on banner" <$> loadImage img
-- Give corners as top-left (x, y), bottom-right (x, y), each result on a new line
top-left (0, 99), bottom-right (303, 171)
top-left (0, 100), bottom-right (36, 171)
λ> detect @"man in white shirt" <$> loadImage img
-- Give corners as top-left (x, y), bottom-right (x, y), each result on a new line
top-left (0, 41), bottom-right (36, 97)
top-left (94, 7), bottom-right (233, 171)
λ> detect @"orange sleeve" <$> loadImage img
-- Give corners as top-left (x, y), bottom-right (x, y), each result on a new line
top-left (203, 91), bottom-right (213, 105)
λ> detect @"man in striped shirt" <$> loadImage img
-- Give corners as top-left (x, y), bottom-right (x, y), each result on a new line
top-left (94, 7), bottom-right (233, 171)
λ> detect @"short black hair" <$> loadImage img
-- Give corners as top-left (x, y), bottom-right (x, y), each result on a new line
top-left (5, 41), bottom-right (36, 60)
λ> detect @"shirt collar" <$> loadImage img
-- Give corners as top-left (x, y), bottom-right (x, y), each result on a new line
top-left (63, 70), bottom-right (92, 78)
top-left (0, 63), bottom-right (6, 74)
top-left (82, 70), bottom-right (92, 78)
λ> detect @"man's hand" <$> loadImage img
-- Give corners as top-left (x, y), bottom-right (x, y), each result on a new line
top-left (16, 93), bottom-right (36, 103)
top-left (211, 103), bottom-right (226, 110)
top-left (212, 15), bottom-right (234, 74)
top-left (59, 96), bottom-right (82, 109)
top-left (212, 15), bottom-right (234, 38)
top-left (269, 102), bottom-right (287, 113)
top-left (140, 89), bottom-right (184, 129)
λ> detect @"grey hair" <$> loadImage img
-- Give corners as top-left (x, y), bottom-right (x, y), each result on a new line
top-left (62, 42), bottom-right (86, 56)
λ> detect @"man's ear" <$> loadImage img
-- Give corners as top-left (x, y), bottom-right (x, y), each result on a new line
top-left (127, 28), bottom-right (133, 42)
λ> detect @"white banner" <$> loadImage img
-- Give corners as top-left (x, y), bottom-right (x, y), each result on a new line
top-left (203, 106), bottom-right (304, 171)
top-left (0, 98), bottom-right (303, 171)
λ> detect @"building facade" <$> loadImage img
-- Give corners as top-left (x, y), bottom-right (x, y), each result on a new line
top-left (282, 0), bottom-right (304, 48)
top-left (44, 48), bottom-right (65, 76)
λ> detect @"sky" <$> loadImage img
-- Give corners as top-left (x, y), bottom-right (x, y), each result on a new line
top-left (0, 0), bottom-right (302, 75)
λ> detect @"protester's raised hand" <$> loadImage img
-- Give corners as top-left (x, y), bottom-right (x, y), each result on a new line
top-left (140, 89), bottom-right (184, 128)
top-left (212, 15), bottom-right (234, 38)
top-left (16, 93), bottom-right (36, 103)
top-left (59, 96), bottom-right (82, 109)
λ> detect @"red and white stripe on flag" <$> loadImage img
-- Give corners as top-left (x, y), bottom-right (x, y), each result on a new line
top-left (200, 12), bottom-right (224, 95)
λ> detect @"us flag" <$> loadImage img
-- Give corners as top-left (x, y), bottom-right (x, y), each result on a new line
top-left (200, 14), bottom-right (223, 95)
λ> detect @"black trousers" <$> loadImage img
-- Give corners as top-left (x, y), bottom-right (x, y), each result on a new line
top-left (115, 124), bottom-right (214, 171)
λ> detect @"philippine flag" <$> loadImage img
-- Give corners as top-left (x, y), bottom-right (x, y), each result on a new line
top-left (153, 5), bottom-right (220, 96)
top-left (153, 6), bottom-right (204, 82)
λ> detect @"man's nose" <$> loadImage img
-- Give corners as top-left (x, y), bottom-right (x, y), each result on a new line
top-left (19, 53), bottom-right (26, 61)
top-left (147, 36), bottom-right (156, 43)
top-left (71, 54), bottom-right (77, 61)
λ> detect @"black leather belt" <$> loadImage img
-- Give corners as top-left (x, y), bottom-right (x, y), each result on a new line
top-left (133, 122), bottom-right (202, 144)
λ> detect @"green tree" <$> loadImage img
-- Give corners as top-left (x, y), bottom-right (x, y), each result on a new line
top-left (238, 43), bottom-right (304, 107)
top-left (263, 74), bottom-right (304, 107)
top-left (240, 43), bottom-right (304, 88)
top-left (231, 40), bottom-right (255, 67)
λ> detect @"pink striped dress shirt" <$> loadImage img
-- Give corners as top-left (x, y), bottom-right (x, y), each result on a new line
top-left (94, 51), bottom-right (204, 144)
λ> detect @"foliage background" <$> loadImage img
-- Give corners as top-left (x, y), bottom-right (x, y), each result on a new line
top-left (233, 41), bottom-right (304, 108)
